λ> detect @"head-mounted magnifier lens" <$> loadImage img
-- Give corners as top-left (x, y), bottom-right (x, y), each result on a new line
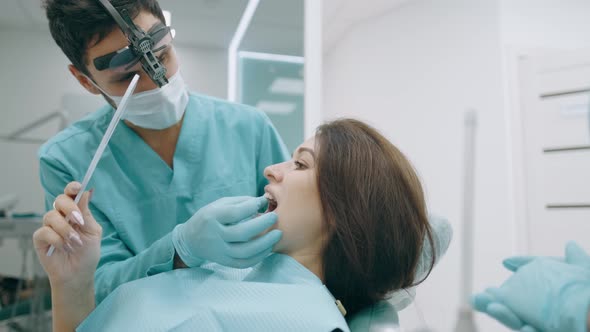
top-left (96, 0), bottom-right (170, 87)
top-left (93, 24), bottom-right (174, 73)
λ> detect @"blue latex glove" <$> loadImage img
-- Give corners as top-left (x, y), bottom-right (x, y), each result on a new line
top-left (172, 196), bottom-right (282, 268)
top-left (472, 241), bottom-right (590, 332)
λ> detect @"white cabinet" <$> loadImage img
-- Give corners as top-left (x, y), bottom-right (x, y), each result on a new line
top-left (518, 50), bottom-right (590, 256)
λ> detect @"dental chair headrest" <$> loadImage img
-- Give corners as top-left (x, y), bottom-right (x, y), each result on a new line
top-left (347, 215), bottom-right (452, 331)
top-left (388, 214), bottom-right (453, 311)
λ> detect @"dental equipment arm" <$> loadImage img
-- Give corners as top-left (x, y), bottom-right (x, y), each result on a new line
top-left (0, 194), bottom-right (18, 213)
top-left (0, 111), bottom-right (68, 144)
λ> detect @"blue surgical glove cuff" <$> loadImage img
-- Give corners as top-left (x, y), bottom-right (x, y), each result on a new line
top-left (172, 223), bottom-right (204, 268)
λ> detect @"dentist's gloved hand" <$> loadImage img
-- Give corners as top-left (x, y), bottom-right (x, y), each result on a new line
top-left (172, 196), bottom-right (282, 269)
top-left (472, 241), bottom-right (590, 332)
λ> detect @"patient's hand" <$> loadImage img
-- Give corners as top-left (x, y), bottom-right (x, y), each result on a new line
top-left (34, 181), bottom-right (102, 288)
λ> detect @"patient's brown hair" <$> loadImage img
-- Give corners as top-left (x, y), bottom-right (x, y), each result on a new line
top-left (316, 119), bottom-right (435, 316)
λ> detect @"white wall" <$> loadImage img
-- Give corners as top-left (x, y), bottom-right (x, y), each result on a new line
top-left (323, 0), bottom-right (511, 331)
top-left (0, 27), bottom-right (83, 278)
top-left (0, 28), bottom-right (86, 214)
top-left (324, 0), bottom-right (590, 331)
top-left (0, 27), bottom-right (226, 277)
top-left (501, 0), bottom-right (590, 51)
top-left (175, 45), bottom-right (228, 99)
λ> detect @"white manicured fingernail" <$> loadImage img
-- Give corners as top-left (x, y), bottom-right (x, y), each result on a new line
top-left (71, 211), bottom-right (85, 226)
top-left (69, 232), bottom-right (83, 247)
top-left (64, 242), bottom-right (74, 253)
top-left (46, 246), bottom-right (55, 257)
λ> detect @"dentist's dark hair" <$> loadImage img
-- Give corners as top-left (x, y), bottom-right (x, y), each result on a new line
top-left (315, 119), bottom-right (436, 316)
top-left (43, 0), bottom-right (165, 75)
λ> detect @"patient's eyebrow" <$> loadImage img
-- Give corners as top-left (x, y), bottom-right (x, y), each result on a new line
top-left (295, 147), bottom-right (316, 160)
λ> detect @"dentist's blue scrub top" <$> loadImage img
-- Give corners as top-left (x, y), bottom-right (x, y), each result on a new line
top-left (38, 92), bottom-right (290, 303)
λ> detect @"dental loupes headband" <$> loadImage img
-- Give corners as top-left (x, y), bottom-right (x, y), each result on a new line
top-left (96, 0), bottom-right (169, 87)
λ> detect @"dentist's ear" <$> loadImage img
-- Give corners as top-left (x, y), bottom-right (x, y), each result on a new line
top-left (68, 64), bottom-right (101, 95)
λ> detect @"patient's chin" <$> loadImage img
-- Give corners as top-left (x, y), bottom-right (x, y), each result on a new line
top-left (270, 227), bottom-right (291, 254)
top-left (256, 212), bottom-right (290, 252)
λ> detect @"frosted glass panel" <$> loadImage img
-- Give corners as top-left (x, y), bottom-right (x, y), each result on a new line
top-left (238, 54), bottom-right (304, 152)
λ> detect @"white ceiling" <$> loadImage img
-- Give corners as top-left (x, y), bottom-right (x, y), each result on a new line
top-left (0, 0), bottom-right (412, 55)
top-left (0, 0), bottom-right (303, 55)
top-left (158, 0), bottom-right (250, 49)
top-left (323, 0), bottom-right (414, 51)
top-left (160, 0), bottom-right (303, 55)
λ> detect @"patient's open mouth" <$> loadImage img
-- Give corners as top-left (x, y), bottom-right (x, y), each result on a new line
top-left (264, 193), bottom-right (278, 213)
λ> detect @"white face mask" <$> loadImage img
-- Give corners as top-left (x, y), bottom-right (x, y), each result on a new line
top-left (90, 71), bottom-right (189, 130)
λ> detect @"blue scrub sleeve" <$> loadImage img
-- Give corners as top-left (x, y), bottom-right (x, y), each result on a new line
top-left (255, 113), bottom-right (290, 195)
top-left (39, 155), bottom-right (176, 304)
top-left (94, 225), bottom-right (175, 303)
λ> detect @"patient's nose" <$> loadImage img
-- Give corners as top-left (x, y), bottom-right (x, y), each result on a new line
top-left (264, 163), bottom-right (285, 183)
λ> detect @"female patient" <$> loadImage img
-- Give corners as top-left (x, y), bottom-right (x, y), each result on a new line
top-left (34, 119), bottom-right (437, 331)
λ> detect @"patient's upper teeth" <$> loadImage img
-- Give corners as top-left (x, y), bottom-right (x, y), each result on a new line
top-left (264, 192), bottom-right (275, 201)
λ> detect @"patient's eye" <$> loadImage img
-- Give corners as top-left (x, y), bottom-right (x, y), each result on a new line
top-left (294, 160), bottom-right (306, 170)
